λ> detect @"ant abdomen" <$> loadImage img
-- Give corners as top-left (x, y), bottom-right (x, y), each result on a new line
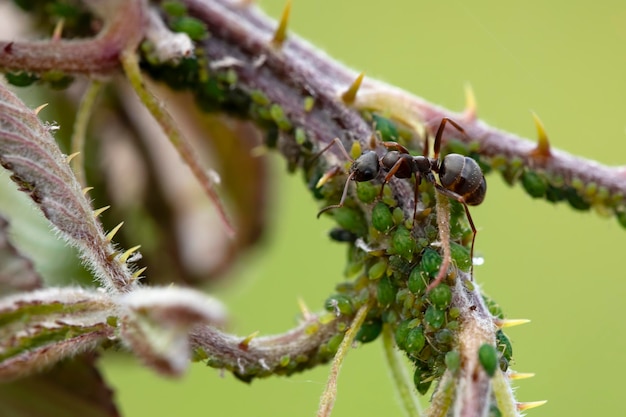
top-left (439, 154), bottom-right (486, 206)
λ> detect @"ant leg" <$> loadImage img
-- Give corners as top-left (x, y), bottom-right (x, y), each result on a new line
top-left (317, 172), bottom-right (356, 218)
top-left (378, 157), bottom-right (413, 198)
top-left (432, 118), bottom-right (467, 159)
top-left (381, 141), bottom-right (410, 154)
top-left (411, 172), bottom-right (422, 226)
top-left (309, 137), bottom-right (353, 167)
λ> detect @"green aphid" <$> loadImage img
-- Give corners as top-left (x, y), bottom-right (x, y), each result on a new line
top-left (4, 71), bottom-right (39, 87)
top-left (250, 89), bottom-right (270, 106)
top-left (162, 1), bottom-right (188, 17)
top-left (444, 350), bottom-right (461, 373)
top-left (303, 96), bottom-right (315, 112)
top-left (324, 294), bottom-right (354, 316)
top-left (294, 127), bottom-right (307, 145)
top-left (478, 343), bottom-right (498, 377)
top-left (269, 104), bottom-right (293, 131)
top-left (392, 206), bottom-right (405, 225)
top-left (170, 16), bottom-right (208, 41)
top-left (449, 242), bottom-right (471, 271)
top-left (392, 225), bottom-right (416, 260)
top-left (394, 320), bottom-right (412, 350)
top-left (332, 207), bottom-right (367, 236)
top-left (377, 276), bottom-right (396, 306)
top-left (445, 138), bottom-right (470, 156)
top-left (545, 184), bottom-right (565, 202)
top-left (413, 367), bottom-right (432, 395)
top-left (406, 326), bottom-right (426, 354)
top-left (435, 328), bottom-right (454, 348)
top-left (357, 181), bottom-right (379, 204)
top-left (420, 248), bottom-right (442, 277)
top-left (428, 284), bottom-right (452, 309)
top-left (496, 330), bottom-right (513, 362)
top-left (483, 296), bottom-right (504, 319)
top-left (565, 186), bottom-right (591, 211)
top-left (41, 71), bottom-right (73, 90)
top-left (372, 114), bottom-right (399, 142)
top-left (368, 258), bottom-right (388, 280)
top-left (520, 170), bottom-right (547, 198)
top-left (424, 305), bottom-right (445, 329)
top-left (408, 264), bottom-right (428, 294)
top-left (356, 319), bottom-right (382, 343)
top-left (372, 202), bottom-right (394, 232)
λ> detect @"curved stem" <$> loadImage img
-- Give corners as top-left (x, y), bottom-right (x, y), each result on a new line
top-left (70, 80), bottom-right (103, 186)
top-left (317, 302), bottom-right (371, 417)
top-left (120, 49), bottom-right (235, 237)
top-left (0, 0), bottom-right (147, 75)
top-left (382, 324), bottom-right (423, 417)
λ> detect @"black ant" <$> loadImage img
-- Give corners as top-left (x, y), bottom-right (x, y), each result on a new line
top-left (315, 118), bottom-right (486, 288)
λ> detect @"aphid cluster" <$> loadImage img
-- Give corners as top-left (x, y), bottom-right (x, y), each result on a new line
top-left (317, 117), bottom-right (486, 285)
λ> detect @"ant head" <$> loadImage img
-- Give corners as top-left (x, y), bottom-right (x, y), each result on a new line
top-left (350, 151), bottom-right (379, 182)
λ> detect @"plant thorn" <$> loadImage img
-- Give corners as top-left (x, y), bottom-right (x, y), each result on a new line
top-left (463, 82), bottom-right (477, 121)
top-left (33, 103), bottom-right (49, 115)
top-left (297, 297), bottom-right (313, 319)
top-left (93, 205), bottom-right (111, 218)
top-left (119, 245), bottom-right (141, 263)
top-left (82, 186), bottom-right (94, 195)
top-left (496, 318), bottom-right (531, 328)
top-left (517, 400), bottom-right (548, 411)
top-left (52, 18), bottom-right (65, 41)
top-left (131, 266), bottom-right (147, 280)
top-left (508, 371), bottom-right (535, 380)
top-left (271, 0), bottom-right (292, 47)
top-left (529, 111), bottom-right (551, 159)
top-left (316, 166), bottom-right (342, 188)
top-left (106, 222), bottom-right (125, 242)
top-left (239, 330), bottom-right (260, 350)
top-left (341, 72), bottom-right (365, 104)
top-left (66, 152), bottom-right (81, 164)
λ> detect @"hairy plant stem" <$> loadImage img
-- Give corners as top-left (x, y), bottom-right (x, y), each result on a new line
top-left (317, 302), bottom-right (371, 417)
top-left (382, 324), bottom-right (422, 417)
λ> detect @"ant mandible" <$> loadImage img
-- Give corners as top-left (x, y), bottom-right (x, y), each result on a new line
top-left (316, 118), bottom-right (486, 288)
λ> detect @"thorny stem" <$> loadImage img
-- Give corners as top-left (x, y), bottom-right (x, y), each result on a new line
top-left (381, 324), bottom-right (422, 417)
top-left (184, 0), bottom-right (626, 218)
top-left (189, 312), bottom-right (355, 379)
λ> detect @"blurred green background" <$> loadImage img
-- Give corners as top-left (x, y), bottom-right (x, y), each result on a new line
top-left (101, 0), bottom-right (626, 416)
